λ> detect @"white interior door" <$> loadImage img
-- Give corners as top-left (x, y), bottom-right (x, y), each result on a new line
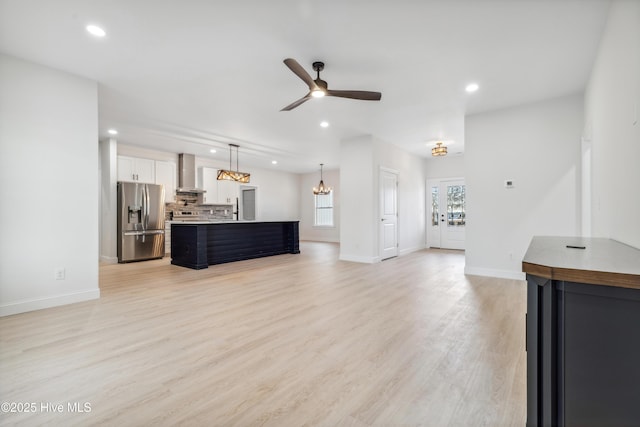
top-left (380, 168), bottom-right (398, 260)
top-left (427, 178), bottom-right (466, 250)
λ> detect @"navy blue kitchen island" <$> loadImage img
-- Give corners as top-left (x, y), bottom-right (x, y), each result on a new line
top-left (170, 221), bottom-right (300, 269)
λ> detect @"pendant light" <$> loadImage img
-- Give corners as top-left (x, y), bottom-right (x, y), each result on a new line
top-left (217, 144), bottom-right (250, 183)
top-left (313, 163), bottom-right (332, 195)
top-left (431, 141), bottom-right (448, 157)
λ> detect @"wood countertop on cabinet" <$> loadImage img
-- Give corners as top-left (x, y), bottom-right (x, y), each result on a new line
top-left (522, 236), bottom-right (640, 290)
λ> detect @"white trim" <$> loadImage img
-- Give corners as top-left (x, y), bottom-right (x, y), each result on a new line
top-left (440, 176), bottom-right (465, 182)
top-left (0, 289), bottom-right (101, 317)
top-left (464, 266), bottom-right (526, 281)
top-left (100, 255), bottom-right (118, 264)
top-left (399, 245), bottom-right (425, 256)
top-left (379, 165), bottom-right (399, 174)
top-left (339, 253), bottom-right (379, 263)
top-left (300, 237), bottom-right (340, 243)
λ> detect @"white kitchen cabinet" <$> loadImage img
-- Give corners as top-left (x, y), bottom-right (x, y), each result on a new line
top-left (117, 156), bottom-right (155, 183)
top-left (198, 167), bottom-right (218, 204)
top-left (217, 179), bottom-right (238, 205)
top-left (155, 161), bottom-right (176, 203)
top-left (197, 167), bottom-right (237, 204)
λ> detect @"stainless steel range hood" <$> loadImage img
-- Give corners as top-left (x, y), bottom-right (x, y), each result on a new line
top-left (177, 153), bottom-right (205, 193)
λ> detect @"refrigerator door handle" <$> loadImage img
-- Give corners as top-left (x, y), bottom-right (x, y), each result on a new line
top-left (144, 184), bottom-right (150, 230)
top-left (123, 230), bottom-right (164, 236)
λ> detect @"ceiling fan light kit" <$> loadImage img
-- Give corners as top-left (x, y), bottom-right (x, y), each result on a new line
top-left (217, 144), bottom-right (251, 183)
top-left (281, 58), bottom-right (382, 111)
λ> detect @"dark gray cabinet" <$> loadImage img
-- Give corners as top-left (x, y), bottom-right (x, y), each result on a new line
top-left (171, 221), bottom-right (300, 269)
top-left (523, 237), bottom-right (640, 427)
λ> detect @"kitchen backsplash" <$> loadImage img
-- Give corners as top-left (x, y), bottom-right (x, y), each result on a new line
top-left (166, 191), bottom-right (233, 221)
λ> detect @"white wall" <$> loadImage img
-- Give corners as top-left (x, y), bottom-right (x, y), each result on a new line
top-left (584, 0), bottom-right (640, 249)
top-left (99, 138), bottom-right (118, 263)
top-left (340, 135), bottom-right (426, 262)
top-left (0, 54), bottom-right (100, 316)
top-left (299, 168), bottom-right (340, 242)
top-left (465, 94), bottom-right (583, 279)
top-left (425, 155), bottom-right (465, 179)
top-left (340, 136), bottom-right (376, 262)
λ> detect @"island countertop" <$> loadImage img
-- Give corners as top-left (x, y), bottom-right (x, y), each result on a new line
top-left (522, 236), bottom-right (640, 289)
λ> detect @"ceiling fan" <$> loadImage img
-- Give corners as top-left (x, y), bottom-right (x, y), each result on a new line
top-left (280, 58), bottom-right (382, 111)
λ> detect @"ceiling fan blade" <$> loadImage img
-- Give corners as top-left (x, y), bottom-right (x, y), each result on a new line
top-left (280, 94), bottom-right (312, 111)
top-left (283, 58), bottom-right (317, 90)
top-left (326, 90), bottom-right (382, 101)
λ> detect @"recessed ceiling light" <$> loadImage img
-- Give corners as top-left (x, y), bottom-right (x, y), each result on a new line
top-left (465, 83), bottom-right (479, 93)
top-left (86, 25), bottom-right (106, 38)
top-left (271, 160), bottom-right (278, 165)
top-left (210, 149), bottom-right (217, 153)
top-left (107, 129), bottom-right (118, 135)
top-left (320, 121), bottom-right (329, 128)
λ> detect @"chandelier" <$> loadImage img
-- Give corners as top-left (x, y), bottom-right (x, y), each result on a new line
top-left (431, 141), bottom-right (448, 157)
top-left (217, 144), bottom-right (250, 183)
top-left (313, 163), bottom-right (332, 195)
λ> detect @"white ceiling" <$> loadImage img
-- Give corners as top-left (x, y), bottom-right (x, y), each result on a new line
top-left (0, 0), bottom-right (610, 173)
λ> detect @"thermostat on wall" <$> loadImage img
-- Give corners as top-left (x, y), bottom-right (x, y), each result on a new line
top-left (504, 180), bottom-right (515, 189)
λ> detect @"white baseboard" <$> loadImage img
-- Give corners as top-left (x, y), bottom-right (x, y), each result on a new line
top-left (0, 289), bottom-right (101, 317)
top-left (340, 247), bottom-right (424, 263)
top-left (399, 245), bottom-right (425, 256)
top-left (300, 238), bottom-right (340, 243)
top-left (464, 266), bottom-right (526, 281)
top-left (339, 253), bottom-right (378, 264)
top-left (100, 255), bottom-right (118, 264)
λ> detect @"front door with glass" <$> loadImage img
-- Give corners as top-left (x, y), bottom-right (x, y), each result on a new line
top-left (427, 178), bottom-right (466, 250)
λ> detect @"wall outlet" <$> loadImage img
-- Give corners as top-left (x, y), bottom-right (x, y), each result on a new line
top-left (54, 268), bottom-right (65, 280)
top-left (505, 180), bottom-right (515, 189)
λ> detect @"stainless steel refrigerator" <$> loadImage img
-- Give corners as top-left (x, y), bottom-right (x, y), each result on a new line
top-left (117, 182), bottom-right (165, 263)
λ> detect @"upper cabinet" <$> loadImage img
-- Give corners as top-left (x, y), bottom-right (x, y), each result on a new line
top-left (118, 156), bottom-right (176, 202)
top-left (198, 167), bottom-right (238, 204)
top-left (117, 156), bottom-right (155, 183)
top-left (155, 161), bottom-right (176, 203)
top-left (198, 167), bottom-right (218, 204)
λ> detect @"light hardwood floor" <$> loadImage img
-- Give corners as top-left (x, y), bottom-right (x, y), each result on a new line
top-left (0, 242), bottom-right (526, 426)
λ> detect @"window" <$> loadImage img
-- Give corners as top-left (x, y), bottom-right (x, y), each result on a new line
top-left (314, 193), bottom-right (334, 226)
top-left (431, 186), bottom-right (439, 226)
top-left (446, 185), bottom-right (465, 226)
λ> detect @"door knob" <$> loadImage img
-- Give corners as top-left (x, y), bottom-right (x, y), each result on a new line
top-left (381, 218), bottom-right (386, 221)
